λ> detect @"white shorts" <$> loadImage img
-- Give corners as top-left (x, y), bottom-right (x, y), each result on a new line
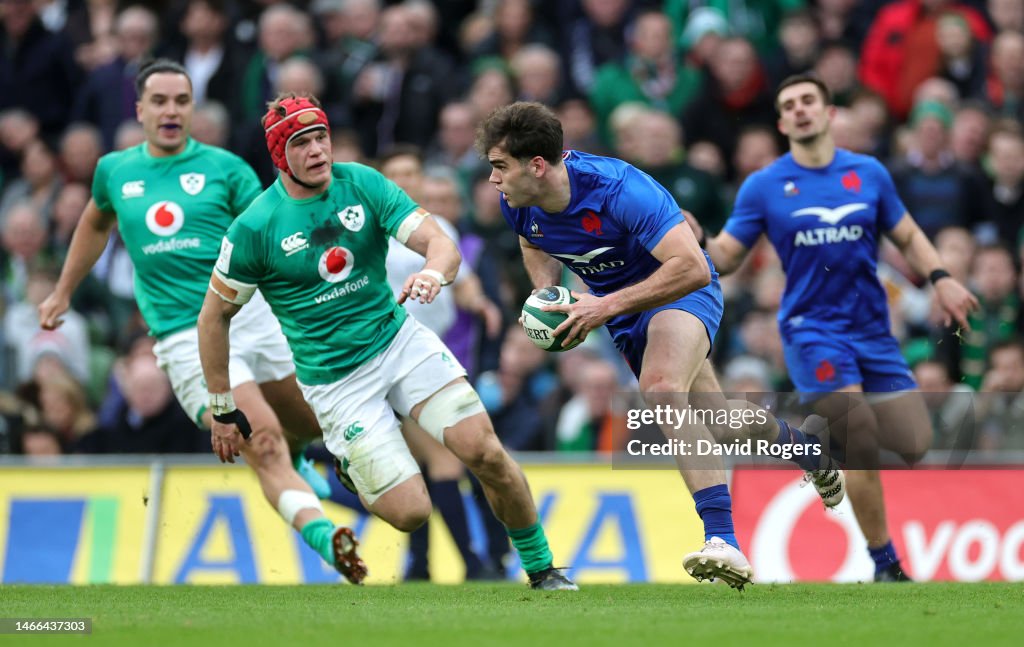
top-left (298, 316), bottom-right (467, 505)
top-left (154, 290), bottom-right (294, 425)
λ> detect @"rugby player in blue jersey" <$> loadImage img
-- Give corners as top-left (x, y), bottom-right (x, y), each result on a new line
top-left (702, 74), bottom-right (979, 581)
top-left (476, 102), bottom-right (847, 589)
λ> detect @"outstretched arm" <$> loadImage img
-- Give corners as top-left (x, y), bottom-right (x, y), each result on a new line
top-left (198, 284), bottom-right (246, 463)
top-left (704, 231), bottom-right (752, 276)
top-left (38, 199), bottom-right (115, 329)
top-left (886, 213), bottom-right (979, 329)
top-left (397, 214), bottom-right (461, 304)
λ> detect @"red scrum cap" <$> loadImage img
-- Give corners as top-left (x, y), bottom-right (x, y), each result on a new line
top-left (263, 96), bottom-right (330, 176)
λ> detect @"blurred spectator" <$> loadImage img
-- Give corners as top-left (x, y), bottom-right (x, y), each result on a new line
top-left (163, 0), bottom-right (243, 117)
top-left (975, 124), bottom-right (1024, 249)
top-left (352, 3), bottom-right (457, 156)
top-left (58, 123), bottom-right (102, 186)
top-left (858, 0), bottom-right (991, 120)
top-left (554, 358), bottom-right (623, 451)
top-left (765, 9), bottom-right (820, 86)
top-left (814, 42), bottom-right (861, 106)
top-left (814, 0), bottom-right (861, 44)
top-left (889, 100), bottom-right (980, 239)
top-left (426, 101), bottom-right (486, 184)
top-left (666, 0), bottom-right (804, 55)
top-left (950, 101), bottom-right (992, 169)
top-left (589, 10), bottom-right (702, 147)
top-left (561, 0), bottom-right (633, 94)
top-left (472, 0), bottom-right (554, 62)
top-left (64, 0), bottom-right (118, 72)
top-left (238, 4), bottom-right (313, 124)
top-left (849, 89), bottom-right (891, 157)
top-left (914, 358), bottom-right (975, 450)
top-left (934, 12), bottom-right (987, 102)
top-left (510, 44), bottom-right (564, 106)
top-left (556, 97), bottom-right (607, 155)
top-left (934, 225), bottom-right (976, 284)
top-left (0, 0), bottom-right (81, 140)
top-left (475, 325), bottom-right (557, 451)
top-left (77, 353), bottom-right (204, 453)
top-left (72, 5), bottom-right (158, 151)
top-left (4, 262), bottom-right (89, 384)
top-left (0, 139), bottom-right (62, 224)
top-left (687, 140), bottom-right (728, 179)
top-left (630, 110), bottom-right (727, 235)
top-left (831, 107), bottom-right (873, 153)
top-left (112, 121), bottom-right (145, 151)
top-left (732, 125), bottom-right (781, 186)
top-left (466, 64), bottom-right (516, 122)
top-left (33, 365), bottom-right (97, 450)
top-left (988, 0), bottom-right (1024, 32)
top-left (50, 182), bottom-right (89, 258)
top-left (0, 108), bottom-right (40, 183)
top-left (985, 30), bottom-right (1024, 123)
top-left (318, 0), bottom-right (380, 125)
top-left (20, 425), bottom-right (62, 455)
top-left (977, 339), bottom-right (1024, 449)
top-left (722, 355), bottom-right (774, 394)
top-left (190, 101), bottom-right (231, 149)
top-left (677, 6), bottom-right (729, 69)
top-left (682, 37), bottom-right (776, 180)
top-left (1, 201), bottom-right (49, 302)
top-left (959, 245), bottom-right (1020, 389)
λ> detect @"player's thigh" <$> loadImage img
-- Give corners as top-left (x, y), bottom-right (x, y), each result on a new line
top-left (401, 418), bottom-right (465, 480)
top-left (153, 328), bottom-right (213, 428)
top-left (870, 390), bottom-right (932, 462)
top-left (299, 370), bottom-right (422, 508)
top-left (638, 309), bottom-right (710, 396)
top-left (258, 374), bottom-right (322, 443)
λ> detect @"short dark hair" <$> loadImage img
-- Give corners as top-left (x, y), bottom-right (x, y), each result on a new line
top-left (377, 143), bottom-right (424, 170)
top-left (135, 58), bottom-right (191, 99)
top-left (775, 73), bottom-right (832, 113)
top-left (475, 101), bottom-right (563, 164)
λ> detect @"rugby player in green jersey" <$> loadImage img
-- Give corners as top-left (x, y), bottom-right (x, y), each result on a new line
top-left (197, 92), bottom-right (576, 590)
top-left (38, 60), bottom-right (366, 584)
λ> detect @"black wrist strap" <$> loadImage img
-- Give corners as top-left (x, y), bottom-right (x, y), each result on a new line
top-left (929, 269), bottom-right (951, 285)
top-left (212, 409), bottom-right (253, 440)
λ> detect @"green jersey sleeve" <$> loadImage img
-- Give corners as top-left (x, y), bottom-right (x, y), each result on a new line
top-left (353, 165), bottom-right (419, 237)
top-left (227, 156), bottom-right (263, 216)
top-left (212, 220), bottom-right (263, 305)
top-left (91, 155), bottom-right (114, 212)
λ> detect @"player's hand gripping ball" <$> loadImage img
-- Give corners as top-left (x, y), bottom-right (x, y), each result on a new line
top-left (521, 286), bottom-right (582, 352)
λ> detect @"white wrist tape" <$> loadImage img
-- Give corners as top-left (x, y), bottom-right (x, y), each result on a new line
top-left (209, 392), bottom-right (235, 416)
top-left (420, 269), bottom-right (449, 286)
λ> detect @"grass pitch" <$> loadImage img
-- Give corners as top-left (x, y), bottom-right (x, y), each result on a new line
top-left (4, 583), bottom-right (1022, 647)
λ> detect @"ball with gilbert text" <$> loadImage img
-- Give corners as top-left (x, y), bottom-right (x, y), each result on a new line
top-left (521, 286), bottom-right (581, 352)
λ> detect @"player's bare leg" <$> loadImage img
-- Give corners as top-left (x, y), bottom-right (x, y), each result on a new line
top-left (639, 310), bottom-right (752, 588)
top-left (206, 381), bottom-right (366, 583)
top-left (815, 386), bottom-right (911, 581)
top-left (410, 379), bottom-right (576, 590)
top-left (259, 375), bottom-right (332, 498)
top-left (364, 474), bottom-right (434, 532)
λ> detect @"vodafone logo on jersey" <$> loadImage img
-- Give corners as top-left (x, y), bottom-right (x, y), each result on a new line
top-left (733, 469), bottom-right (1024, 582)
top-left (318, 246), bottom-right (355, 283)
top-left (145, 201), bottom-right (185, 236)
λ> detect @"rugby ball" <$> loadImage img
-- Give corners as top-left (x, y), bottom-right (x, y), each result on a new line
top-left (521, 286), bottom-right (581, 352)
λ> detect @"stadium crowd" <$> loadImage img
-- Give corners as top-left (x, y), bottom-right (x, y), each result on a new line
top-left (1, 0), bottom-right (1023, 457)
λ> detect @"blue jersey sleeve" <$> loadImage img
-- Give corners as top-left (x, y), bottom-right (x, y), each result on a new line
top-left (724, 173), bottom-right (767, 248)
top-left (869, 158), bottom-right (908, 231)
top-left (613, 168), bottom-right (683, 252)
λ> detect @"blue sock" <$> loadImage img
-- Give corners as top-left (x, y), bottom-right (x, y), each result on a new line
top-left (774, 418), bottom-right (825, 471)
top-left (869, 540), bottom-right (899, 573)
top-left (693, 484), bottom-right (739, 549)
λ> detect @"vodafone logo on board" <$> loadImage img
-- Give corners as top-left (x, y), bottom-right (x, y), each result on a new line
top-left (733, 470), bottom-right (1024, 582)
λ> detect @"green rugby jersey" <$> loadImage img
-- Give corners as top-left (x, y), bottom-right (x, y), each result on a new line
top-left (216, 163), bottom-right (418, 384)
top-left (92, 139), bottom-right (262, 338)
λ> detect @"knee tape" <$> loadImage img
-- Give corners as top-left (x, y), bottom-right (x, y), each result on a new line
top-left (417, 382), bottom-right (486, 442)
top-left (277, 489), bottom-right (323, 525)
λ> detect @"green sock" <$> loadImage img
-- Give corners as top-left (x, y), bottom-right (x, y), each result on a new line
top-left (507, 522), bottom-right (553, 575)
top-left (290, 442), bottom-right (311, 469)
top-left (300, 517), bottom-right (336, 564)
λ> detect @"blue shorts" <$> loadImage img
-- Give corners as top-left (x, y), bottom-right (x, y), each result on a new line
top-left (781, 325), bottom-right (916, 398)
top-left (605, 275), bottom-right (723, 378)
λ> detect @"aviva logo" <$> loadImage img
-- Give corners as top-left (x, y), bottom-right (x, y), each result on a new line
top-left (2, 497), bottom-right (119, 583)
top-left (343, 422), bottom-right (364, 442)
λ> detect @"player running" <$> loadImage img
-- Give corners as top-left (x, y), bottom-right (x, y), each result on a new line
top-left (38, 60), bottom-right (366, 583)
top-left (197, 92), bottom-right (576, 591)
top-left (702, 74), bottom-right (978, 581)
top-left (476, 101), bottom-right (846, 589)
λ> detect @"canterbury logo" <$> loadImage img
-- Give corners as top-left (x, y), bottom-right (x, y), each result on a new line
top-left (280, 232), bottom-right (309, 255)
top-left (791, 203), bottom-right (868, 225)
top-left (551, 246), bottom-right (614, 264)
